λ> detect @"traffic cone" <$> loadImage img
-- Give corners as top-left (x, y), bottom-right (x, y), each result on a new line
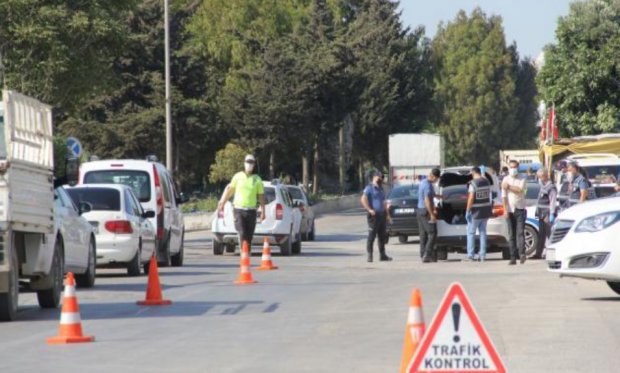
top-left (234, 240), bottom-right (257, 284)
top-left (400, 289), bottom-right (425, 373)
top-left (137, 254), bottom-right (172, 306)
top-left (47, 272), bottom-right (95, 344)
top-left (257, 236), bottom-right (278, 271)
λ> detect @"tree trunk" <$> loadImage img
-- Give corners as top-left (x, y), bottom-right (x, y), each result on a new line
top-left (358, 157), bottom-right (364, 190)
top-left (312, 140), bottom-right (319, 195)
top-left (269, 151), bottom-right (275, 180)
top-left (339, 126), bottom-right (345, 195)
top-left (302, 154), bottom-right (309, 192)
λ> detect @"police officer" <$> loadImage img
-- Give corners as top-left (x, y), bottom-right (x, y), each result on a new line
top-left (564, 160), bottom-right (589, 209)
top-left (465, 167), bottom-right (493, 262)
top-left (418, 168), bottom-right (441, 263)
top-left (531, 167), bottom-right (557, 259)
top-left (360, 170), bottom-right (392, 262)
top-left (216, 155), bottom-right (266, 247)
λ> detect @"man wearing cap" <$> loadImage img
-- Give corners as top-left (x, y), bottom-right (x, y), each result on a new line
top-left (360, 170), bottom-right (392, 262)
top-left (216, 155), bottom-right (266, 247)
top-left (418, 168), bottom-right (441, 263)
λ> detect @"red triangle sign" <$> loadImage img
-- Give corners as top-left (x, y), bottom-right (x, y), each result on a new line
top-left (407, 282), bottom-right (506, 372)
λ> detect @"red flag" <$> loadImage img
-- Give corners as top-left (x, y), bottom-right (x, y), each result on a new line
top-left (549, 105), bottom-right (558, 140)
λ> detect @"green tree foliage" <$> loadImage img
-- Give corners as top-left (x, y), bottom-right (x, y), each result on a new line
top-left (209, 143), bottom-right (251, 183)
top-left (431, 9), bottom-right (536, 165)
top-left (537, 0), bottom-right (620, 136)
top-left (0, 0), bottom-right (135, 114)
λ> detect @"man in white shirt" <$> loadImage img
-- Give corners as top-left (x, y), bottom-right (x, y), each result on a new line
top-left (501, 160), bottom-right (527, 265)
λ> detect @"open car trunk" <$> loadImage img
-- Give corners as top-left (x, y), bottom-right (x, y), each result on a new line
top-left (437, 172), bottom-right (496, 224)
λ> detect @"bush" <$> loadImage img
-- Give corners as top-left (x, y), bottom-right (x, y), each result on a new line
top-left (181, 196), bottom-right (219, 213)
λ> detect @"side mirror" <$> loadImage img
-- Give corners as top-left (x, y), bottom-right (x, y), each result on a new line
top-left (142, 210), bottom-right (156, 219)
top-left (176, 193), bottom-right (189, 205)
top-left (78, 202), bottom-right (92, 215)
top-left (65, 157), bottom-right (80, 186)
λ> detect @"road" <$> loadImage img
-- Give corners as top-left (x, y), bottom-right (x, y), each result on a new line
top-left (1, 209), bottom-right (619, 373)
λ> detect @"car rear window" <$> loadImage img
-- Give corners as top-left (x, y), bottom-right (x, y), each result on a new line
top-left (286, 187), bottom-right (304, 200)
top-left (66, 188), bottom-right (121, 211)
top-left (264, 187), bottom-right (276, 204)
top-left (83, 170), bottom-right (151, 202)
top-left (388, 185), bottom-right (419, 199)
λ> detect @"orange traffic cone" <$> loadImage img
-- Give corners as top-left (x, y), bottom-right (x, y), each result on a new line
top-left (234, 240), bottom-right (257, 284)
top-left (400, 289), bottom-right (425, 373)
top-left (137, 254), bottom-right (172, 306)
top-left (47, 272), bottom-right (95, 344)
top-left (257, 237), bottom-right (278, 270)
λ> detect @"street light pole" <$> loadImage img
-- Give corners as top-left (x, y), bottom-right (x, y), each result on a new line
top-left (164, 0), bottom-right (173, 174)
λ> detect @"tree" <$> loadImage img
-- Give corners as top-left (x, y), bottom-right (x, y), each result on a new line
top-left (431, 8), bottom-right (535, 165)
top-left (537, 0), bottom-right (620, 136)
top-left (209, 143), bottom-right (252, 183)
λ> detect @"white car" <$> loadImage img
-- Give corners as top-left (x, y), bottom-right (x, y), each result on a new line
top-left (546, 196), bottom-right (620, 294)
top-left (66, 185), bottom-right (157, 276)
top-left (285, 185), bottom-right (316, 241)
top-left (79, 157), bottom-right (187, 267)
top-left (212, 180), bottom-right (302, 256)
top-left (53, 187), bottom-right (98, 288)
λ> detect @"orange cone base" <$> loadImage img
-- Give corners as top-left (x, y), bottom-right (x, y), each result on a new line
top-left (234, 274), bottom-right (257, 284)
top-left (47, 335), bottom-right (95, 344)
top-left (257, 264), bottom-right (278, 271)
top-left (137, 299), bottom-right (172, 306)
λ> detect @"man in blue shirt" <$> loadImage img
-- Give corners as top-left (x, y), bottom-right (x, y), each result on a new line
top-left (417, 168), bottom-right (441, 263)
top-left (361, 170), bottom-right (392, 262)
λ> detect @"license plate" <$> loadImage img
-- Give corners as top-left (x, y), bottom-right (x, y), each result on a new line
top-left (395, 208), bottom-right (415, 215)
top-left (546, 249), bottom-right (555, 261)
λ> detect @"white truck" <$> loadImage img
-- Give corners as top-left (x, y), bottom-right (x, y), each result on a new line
top-left (0, 90), bottom-right (77, 321)
top-left (388, 133), bottom-right (444, 185)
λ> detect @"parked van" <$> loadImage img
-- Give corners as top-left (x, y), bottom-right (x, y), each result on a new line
top-left (79, 158), bottom-right (187, 266)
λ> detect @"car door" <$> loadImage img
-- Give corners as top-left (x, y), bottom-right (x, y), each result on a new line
top-left (123, 189), bottom-right (142, 256)
top-left (165, 173), bottom-right (182, 253)
top-left (130, 190), bottom-right (156, 261)
top-left (55, 188), bottom-right (84, 270)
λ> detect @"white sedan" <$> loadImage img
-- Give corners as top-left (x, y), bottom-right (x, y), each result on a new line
top-left (546, 196), bottom-right (620, 294)
top-left (66, 184), bottom-right (157, 276)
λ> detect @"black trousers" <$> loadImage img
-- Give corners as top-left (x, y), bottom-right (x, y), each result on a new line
top-left (417, 211), bottom-right (437, 259)
top-left (535, 213), bottom-right (551, 257)
top-left (367, 212), bottom-right (387, 256)
top-left (234, 208), bottom-right (257, 244)
top-left (507, 208), bottom-right (526, 259)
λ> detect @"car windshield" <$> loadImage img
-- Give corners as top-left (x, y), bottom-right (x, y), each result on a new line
top-left (285, 187), bottom-right (304, 201)
top-left (581, 165), bottom-right (620, 184)
top-left (264, 187), bottom-right (276, 204)
top-left (388, 184), bottom-right (420, 199)
top-left (84, 170), bottom-right (151, 202)
top-left (66, 188), bottom-right (121, 211)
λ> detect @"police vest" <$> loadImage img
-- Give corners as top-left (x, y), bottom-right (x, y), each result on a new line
top-left (568, 174), bottom-right (587, 207)
top-left (470, 178), bottom-right (492, 219)
top-left (536, 182), bottom-right (557, 217)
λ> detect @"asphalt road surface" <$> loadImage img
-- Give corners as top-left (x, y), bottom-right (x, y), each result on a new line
top-left (1, 209), bottom-right (620, 373)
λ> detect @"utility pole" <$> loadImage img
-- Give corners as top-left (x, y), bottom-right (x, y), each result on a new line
top-left (164, 0), bottom-right (173, 173)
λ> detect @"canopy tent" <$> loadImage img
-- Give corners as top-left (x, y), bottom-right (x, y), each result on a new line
top-left (539, 134), bottom-right (620, 166)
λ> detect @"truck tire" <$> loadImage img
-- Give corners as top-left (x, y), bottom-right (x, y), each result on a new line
top-left (213, 240), bottom-right (224, 255)
top-left (0, 239), bottom-right (19, 322)
top-left (280, 235), bottom-right (292, 256)
top-left (37, 238), bottom-right (64, 309)
top-left (292, 233), bottom-right (302, 254)
top-left (171, 232), bottom-right (184, 267)
top-left (76, 237), bottom-right (96, 287)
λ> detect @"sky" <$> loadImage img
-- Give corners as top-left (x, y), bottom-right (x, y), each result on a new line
top-left (399, 0), bottom-right (573, 59)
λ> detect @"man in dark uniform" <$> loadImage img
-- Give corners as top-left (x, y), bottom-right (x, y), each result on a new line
top-left (417, 168), bottom-right (441, 263)
top-left (531, 167), bottom-right (557, 259)
top-left (564, 160), bottom-right (589, 210)
top-left (360, 170), bottom-right (392, 262)
top-left (465, 167), bottom-right (493, 262)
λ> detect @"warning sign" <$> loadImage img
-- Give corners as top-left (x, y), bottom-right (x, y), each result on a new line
top-left (408, 283), bottom-right (506, 373)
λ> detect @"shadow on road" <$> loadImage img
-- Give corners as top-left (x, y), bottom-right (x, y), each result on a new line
top-left (297, 251), bottom-right (360, 258)
top-left (316, 234), bottom-right (365, 242)
top-left (581, 297), bottom-right (620, 302)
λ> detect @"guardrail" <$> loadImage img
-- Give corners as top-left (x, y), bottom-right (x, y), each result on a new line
top-left (184, 193), bottom-right (361, 232)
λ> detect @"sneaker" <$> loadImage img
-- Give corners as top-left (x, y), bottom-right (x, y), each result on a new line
top-left (464, 257), bottom-right (476, 262)
top-left (422, 257), bottom-right (433, 263)
top-left (508, 260), bottom-right (517, 265)
top-left (379, 255), bottom-right (393, 262)
top-left (367, 255), bottom-right (373, 263)
top-left (520, 255), bottom-right (527, 264)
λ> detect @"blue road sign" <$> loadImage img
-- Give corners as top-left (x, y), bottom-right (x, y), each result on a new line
top-left (66, 137), bottom-right (82, 157)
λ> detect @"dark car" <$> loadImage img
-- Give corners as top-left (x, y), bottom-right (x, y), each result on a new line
top-left (386, 184), bottom-right (420, 243)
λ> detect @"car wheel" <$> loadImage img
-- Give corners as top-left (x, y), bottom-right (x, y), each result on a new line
top-left (280, 235), bottom-right (292, 256)
top-left (607, 281), bottom-right (620, 296)
top-left (37, 237), bottom-right (64, 309)
top-left (502, 247), bottom-right (511, 260)
top-left (292, 233), bottom-right (302, 254)
top-left (524, 225), bottom-right (539, 257)
top-left (171, 232), bottom-right (184, 267)
top-left (0, 235), bottom-right (19, 321)
top-left (158, 236), bottom-right (171, 267)
top-left (437, 248), bottom-right (448, 261)
top-left (76, 237), bottom-right (96, 287)
top-left (127, 244), bottom-right (142, 277)
top-left (398, 235), bottom-right (408, 244)
top-left (213, 240), bottom-right (224, 255)
top-left (308, 221), bottom-right (316, 241)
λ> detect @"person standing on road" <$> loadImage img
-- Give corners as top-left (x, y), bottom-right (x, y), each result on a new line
top-left (563, 160), bottom-right (589, 210)
top-left (502, 160), bottom-right (527, 265)
top-left (360, 170), bottom-right (392, 263)
top-left (465, 167), bottom-right (493, 262)
top-left (417, 168), bottom-right (441, 263)
top-left (531, 167), bottom-right (557, 259)
top-left (216, 155), bottom-right (266, 246)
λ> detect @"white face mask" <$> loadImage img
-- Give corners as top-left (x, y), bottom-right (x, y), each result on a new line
top-left (509, 168), bottom-right (518, 177)
top-left (566, 172), bottom-right (574, 182)
top-left (244, 163), bottom-right (254, 173)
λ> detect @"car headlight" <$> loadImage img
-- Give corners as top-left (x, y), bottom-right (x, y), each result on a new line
top-left (575, 211), bottom-right (620, 233)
